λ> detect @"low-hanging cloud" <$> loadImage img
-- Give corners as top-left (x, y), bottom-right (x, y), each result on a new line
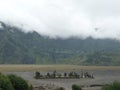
top-left (0, 0), bottom-right (120, 40)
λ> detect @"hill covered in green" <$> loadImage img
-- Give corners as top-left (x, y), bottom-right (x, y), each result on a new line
top-left (0, 21), bottom-right (120, 65)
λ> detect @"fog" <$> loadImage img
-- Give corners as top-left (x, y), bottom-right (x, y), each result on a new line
top-left (0, 0), bottom-right (120, 39)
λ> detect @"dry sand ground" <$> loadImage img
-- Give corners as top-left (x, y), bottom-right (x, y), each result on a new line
top-left (1, 65), bottom-right (120, 90)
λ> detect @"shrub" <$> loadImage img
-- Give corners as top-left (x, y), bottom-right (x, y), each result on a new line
top-left (59, 87), bottom-right (65, 90)
top-left (8, 74), bottom-right (29, 90)
top-left (54, 87), bottom-right (65, 90)
top-left (29, 85), bottom-right (34, 90)
top-left (72, 84), bottom-right (82, 90)
top-left (0, 73), bottom-right (14, 90)
top-left (102, 81), bottom-right (120, 90)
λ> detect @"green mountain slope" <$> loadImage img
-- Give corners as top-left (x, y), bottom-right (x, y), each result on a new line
top-left (0, 21), bottom-right (120, 65)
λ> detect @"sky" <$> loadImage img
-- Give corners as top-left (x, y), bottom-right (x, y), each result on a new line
top-left (0, 0), bottom-right (120, 40)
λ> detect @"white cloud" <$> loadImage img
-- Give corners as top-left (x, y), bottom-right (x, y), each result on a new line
top-left (0, 0), bottom-right (120, 40)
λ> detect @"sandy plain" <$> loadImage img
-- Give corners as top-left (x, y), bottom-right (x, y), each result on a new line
top-left (1, 65), bottom-right (120, 90)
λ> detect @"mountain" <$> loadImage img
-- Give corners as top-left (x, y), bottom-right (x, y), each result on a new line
top-left (0, 21), bottom-right (120, 65)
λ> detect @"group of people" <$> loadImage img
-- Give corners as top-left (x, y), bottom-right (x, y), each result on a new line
top-left (35, 71), bottom-right (94, 79)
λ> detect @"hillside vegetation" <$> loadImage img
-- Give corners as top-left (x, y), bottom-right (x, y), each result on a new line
top-left (0, 21), bottom-right (120, 65)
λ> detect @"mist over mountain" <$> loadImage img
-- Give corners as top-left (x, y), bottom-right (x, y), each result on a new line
top-left (1, 0), bottom-right (120, 40)
top-left (0, 21), bottom-right (120, 65)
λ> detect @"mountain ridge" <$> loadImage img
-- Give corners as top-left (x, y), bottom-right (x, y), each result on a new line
top-left (0, 21), bottom-right (120, 65)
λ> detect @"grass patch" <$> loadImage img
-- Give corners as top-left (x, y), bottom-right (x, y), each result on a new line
top-left (0, 65), bottom-right (120, 72)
